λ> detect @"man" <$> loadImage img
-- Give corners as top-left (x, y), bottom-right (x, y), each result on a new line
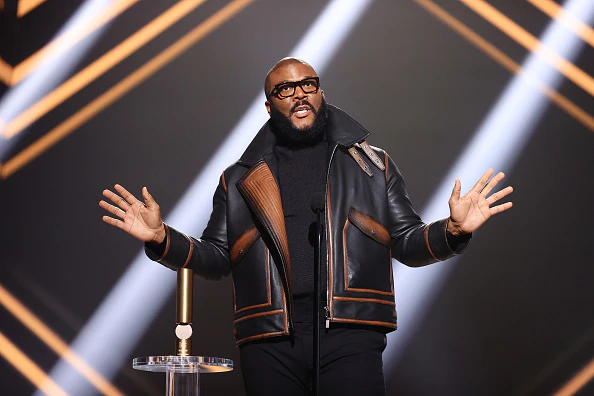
top-left (100, 58), bottom-right (513, 395)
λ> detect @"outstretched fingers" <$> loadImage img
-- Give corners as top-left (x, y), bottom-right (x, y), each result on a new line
top-left (142, 186), bottom-right (157, 208)
top-left (470, 168), bottom-right (494, 193)
top-left (99, 199), bottom-right (126, 219)
top-left (490, 201), bottom-right (513, 215)
top-left (480, 171), bottom-right (505, 197)
top-left (102, 215), bottom-right (126, 230)
top-left (486, 186), bottom-right (513, 205)
top-left (102, 188), bottom-right (130, 211)
top-left (114, 184), bottom-right (140, 206)
top-left (449, 178), bottom-right (462, 205)
top-left (486, 184), bottom-right (513, 217)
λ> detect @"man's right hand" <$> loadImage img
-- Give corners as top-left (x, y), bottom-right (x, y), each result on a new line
top-left (99, 184), bottom-right (166, 244)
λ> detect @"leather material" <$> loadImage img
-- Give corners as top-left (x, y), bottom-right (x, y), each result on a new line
top-left (233, 243), bottom-right (270, 313)
top-left (145, 224), bottom-right (192, 271)
top-left (230, 226), bottom-right (260, 267)
top-left (146, 104), bottom-right (471, 345)
top-left (360, 140), bottom-right (386, 171)
top-left (348, 146), bottom-right (373, 177)
top-left (236, 161), bottom-right (294, 334)
top-left (348, 207), bottom-right (391, 247)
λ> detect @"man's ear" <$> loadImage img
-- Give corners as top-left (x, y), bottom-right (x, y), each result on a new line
top-left (321, 90), bottom-right (325, 100)
top-left (265, 100), bottom-right (272, 115)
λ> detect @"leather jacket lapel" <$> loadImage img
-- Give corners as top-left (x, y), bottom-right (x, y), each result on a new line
top-left (236, 160), bottom-right (293, 312)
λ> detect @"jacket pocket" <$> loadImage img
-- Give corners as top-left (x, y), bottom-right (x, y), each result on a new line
top-left (342, 207), bottom-right (393, 296)
top-left (230, 226), bottom-right (260, 267)
top-left (231, 228), bottom-right (272, 313)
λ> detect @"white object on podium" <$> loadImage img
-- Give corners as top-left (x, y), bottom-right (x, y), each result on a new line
top-left (133, 268), bottom-right (233, 395)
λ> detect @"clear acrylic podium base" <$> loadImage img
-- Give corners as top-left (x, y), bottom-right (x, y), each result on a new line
top-left (133, 355), bottom-right (233, 396)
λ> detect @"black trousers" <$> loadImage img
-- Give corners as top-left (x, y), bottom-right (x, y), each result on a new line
top-left (239, 320), bottom-right (387, 396)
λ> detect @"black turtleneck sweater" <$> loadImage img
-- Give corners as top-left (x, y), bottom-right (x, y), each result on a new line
top-left (274, 138), bottom-right (328, 313)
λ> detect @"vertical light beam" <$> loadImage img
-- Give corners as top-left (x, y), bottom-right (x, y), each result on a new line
top-left (384, 0), bottom-right (594, 370)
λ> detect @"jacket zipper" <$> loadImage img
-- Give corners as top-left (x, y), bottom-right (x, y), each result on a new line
top-left (324, 144), bottom-right (338, 329)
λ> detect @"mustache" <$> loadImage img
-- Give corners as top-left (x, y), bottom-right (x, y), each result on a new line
top-left (291, 100), bottom-right (317, 115)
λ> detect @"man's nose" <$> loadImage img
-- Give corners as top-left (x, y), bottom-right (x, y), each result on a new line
top-left (293, 85), bottom-right (307, 99)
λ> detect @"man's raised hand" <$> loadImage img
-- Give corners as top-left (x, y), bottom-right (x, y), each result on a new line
top-left (447, 169), bottom-right (513, 236)
top-left (99, 184), bottom-right (166, 244)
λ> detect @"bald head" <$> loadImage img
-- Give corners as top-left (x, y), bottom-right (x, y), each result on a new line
top-left (264, 57), bottom-right (316, 96)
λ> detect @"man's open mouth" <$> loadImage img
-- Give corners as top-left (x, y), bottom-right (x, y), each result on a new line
top-left (292, 104), bottom-right (312, 118)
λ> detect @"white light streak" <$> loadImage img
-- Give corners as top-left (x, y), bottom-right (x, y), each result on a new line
top-left (40, 1), bottom-right (373, 394)
top-left (384, 0), bottom-right (594, 370)
top-left (0, 0), bottom-right (113, 160)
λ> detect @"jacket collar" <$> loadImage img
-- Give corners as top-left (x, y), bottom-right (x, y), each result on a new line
top-left (237, 104), bottom-right (371, 167)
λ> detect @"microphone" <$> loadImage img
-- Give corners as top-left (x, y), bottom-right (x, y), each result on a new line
top-left (311, 192), bottom-right (325, 214)
top-left (310, 191), bottom-right (325, 396)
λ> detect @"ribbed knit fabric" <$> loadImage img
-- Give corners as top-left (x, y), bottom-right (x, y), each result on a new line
top-left (275, 138), bottom-right (328, 314)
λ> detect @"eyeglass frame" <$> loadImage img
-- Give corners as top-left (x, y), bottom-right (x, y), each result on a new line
top-left (266, 76), bottom-right (321, 99)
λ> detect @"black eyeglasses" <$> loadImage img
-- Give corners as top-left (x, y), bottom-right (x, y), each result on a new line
top-left (267, 77), bottom-right (320, 99)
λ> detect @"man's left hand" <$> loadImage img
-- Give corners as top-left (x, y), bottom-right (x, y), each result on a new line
top-left (447, 169), bottom-right (513, 236)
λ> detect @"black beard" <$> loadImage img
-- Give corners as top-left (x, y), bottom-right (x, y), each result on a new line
top-left (270, 97), bottom-right (328, 147)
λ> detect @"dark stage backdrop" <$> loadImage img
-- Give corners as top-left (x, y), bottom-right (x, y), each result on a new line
top-left (1, 1), bottom-right (593, 395)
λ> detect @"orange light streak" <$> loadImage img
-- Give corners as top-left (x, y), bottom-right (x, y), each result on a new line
top-left (415, 0), bottom-right (594, 130)
top-left (2, 0), bottom-right (208, 139)
top-left (0, 0), bottom-right (254, 179)
top-left (527, 0), bottom-right (594, 49)
top-left (0, 57), bottom-right (12, 85)
top-left (460, 0), bottom-right (594, 98)
top-left (0, 331), bottom-right (69, 396)
top-left (0, 283), bottom-right (125, 396)
top-left (12, 0), bottom-right (141, 85)
top-left (554, 357), bottom-right (594, 396)
top-left (17, 0), bottom-right (47, 18)
top-left (404, 10), bottom-right (594, 388)
top-left (416, 0), bottom-right (519, 72)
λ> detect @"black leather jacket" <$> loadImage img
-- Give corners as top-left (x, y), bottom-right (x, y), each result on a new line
top-left (146, 105), bottom-right (470, 345)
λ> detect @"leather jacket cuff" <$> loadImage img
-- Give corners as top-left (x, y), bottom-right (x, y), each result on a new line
top-left (144, 224), bottom-right (193, 271)
top-left (425, 218), bottom-right (471, 261)
top-left (446, 225), bottom-right (472, 254)
top-left (146, 228), bottom-right (168, 257)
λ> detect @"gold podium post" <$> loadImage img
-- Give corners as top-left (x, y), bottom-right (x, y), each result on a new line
top-left (175, 268), bottom-right (193, 356)
top-left (132, 266), bottom-right (233, 393)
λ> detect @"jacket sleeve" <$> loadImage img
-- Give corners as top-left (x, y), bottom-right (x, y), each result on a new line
top-left (385, 154), bottom-right (471, 266)
top-left (144, 173), bottom-right (231, 280)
